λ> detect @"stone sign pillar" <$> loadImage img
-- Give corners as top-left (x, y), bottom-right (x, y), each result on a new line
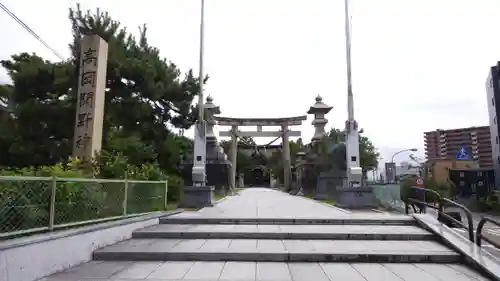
top-left (282, 123), bottom-right (292, 191)
top-left (73, 35), bottom-right (108, 162)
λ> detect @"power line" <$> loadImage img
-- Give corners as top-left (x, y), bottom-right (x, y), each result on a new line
top-left (0, 1), bottom-right (65, 60)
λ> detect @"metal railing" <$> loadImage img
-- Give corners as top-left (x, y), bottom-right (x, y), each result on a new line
top-left (0, 176), bottom-right (168, 239)
top-left (476, 217), bottom-right (500, 248)
top-left (405, 186), bottom-right (474, 242)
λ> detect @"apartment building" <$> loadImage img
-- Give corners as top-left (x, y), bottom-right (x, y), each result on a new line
top-left (486, 62), bottom-right (500, 188)
top-left (424, 126), bottom-right (492, 167)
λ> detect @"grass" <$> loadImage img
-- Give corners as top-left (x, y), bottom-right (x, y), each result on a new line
top-left (301, 194), bottom-right (337, 205)
top-left (166, 202), bottom-right (178, 211)
top-left (319, 199), bottom-right (337, 205)
top-left (213, 193), bottom-right (226, 201)
top-left (167, 202), bottom-right (201, 212)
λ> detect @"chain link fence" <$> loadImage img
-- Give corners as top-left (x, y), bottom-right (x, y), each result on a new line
top-left (0, 176), bottom-right (168, 239)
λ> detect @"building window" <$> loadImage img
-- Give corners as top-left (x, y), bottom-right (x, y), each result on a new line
top-left (495, 116), bottom-right (497, 125)
top-left (493, 97), bottom-right (496, 106)
top-left (351, 156), bottom-right (357, 162)
top-left (497, 136), bottom-right (499, 144)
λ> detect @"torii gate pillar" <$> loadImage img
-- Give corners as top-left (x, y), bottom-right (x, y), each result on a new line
top-left (281, 123), bottom-right (292, 192)
top-left (216, 116), bottom-right (306, 191)
top-left (230, 125), bottom-right (238, 191)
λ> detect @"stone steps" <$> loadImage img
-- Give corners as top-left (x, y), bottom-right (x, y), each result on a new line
top-left (132, 224), bottom-right (435, 241)
top-left (159, 215), bottom-right (416, 225)
top-left (92, 238), bottom-right (461, 263)
top-left (92, 212), bottom-right (462, 264)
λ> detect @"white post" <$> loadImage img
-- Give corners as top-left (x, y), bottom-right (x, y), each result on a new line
top-left (191, 0), bottom-right (207, 186)
top-left (344, 0), bottom-right (362, 186)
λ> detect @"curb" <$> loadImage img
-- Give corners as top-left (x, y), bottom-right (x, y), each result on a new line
top-left (213, 196), bottom-right (229, 204)
top-left (371, 208), bottom-right (388, 214)
top-left (93, 250), bottom-right (461, 263)
top-left (297, 195), bottom-right (352, 214)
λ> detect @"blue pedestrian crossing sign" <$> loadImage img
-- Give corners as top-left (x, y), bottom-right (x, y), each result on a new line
top-left (456, 147), bottom-right (470, 160)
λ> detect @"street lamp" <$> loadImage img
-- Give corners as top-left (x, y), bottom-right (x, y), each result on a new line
top-left (391, 148), bottom-right (418, 163)
top-left (387, 148), bottom-right (417, 183)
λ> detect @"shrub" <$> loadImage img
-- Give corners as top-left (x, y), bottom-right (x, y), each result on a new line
top-left (400, 176), bottom-right (450, 204)
top-left (166, 174), bottom-right (183, 202)
top-left (0, 154), bottom-right (183, 234)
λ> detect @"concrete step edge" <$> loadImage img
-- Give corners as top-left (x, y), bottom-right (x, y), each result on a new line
top-left (131, 232), bottom-right (435, 241)
top-left (92, 251), bottom-right (462, 263)
top-left (159, 218), bottom-right (416, 226)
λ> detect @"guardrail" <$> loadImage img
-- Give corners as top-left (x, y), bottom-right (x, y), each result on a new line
top-left (0, 176), bottom-right (168, 239)
top-left (405, 186), bottom-right (474, 242)
top-left (476, 217), bottom-right (500, 248)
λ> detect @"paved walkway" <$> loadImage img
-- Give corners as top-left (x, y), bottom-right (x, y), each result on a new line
top-left (40, 188), bottom-right (491, 281)
top-left (180, 188), bottom-right (351, 218)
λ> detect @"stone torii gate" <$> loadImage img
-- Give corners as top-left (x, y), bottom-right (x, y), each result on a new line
top-left (214, 116), bottom-right (307, 191)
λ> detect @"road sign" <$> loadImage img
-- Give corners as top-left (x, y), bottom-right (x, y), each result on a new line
top-left (456, 146), bottom-right (470, 160)
top-left (415, 178), bottom-right (424, 186)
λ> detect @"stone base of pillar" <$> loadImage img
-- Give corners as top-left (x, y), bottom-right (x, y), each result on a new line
top-left (334, 187), bottom-right (376, 209)
top-left (179, 186), bottom-right (215, 208)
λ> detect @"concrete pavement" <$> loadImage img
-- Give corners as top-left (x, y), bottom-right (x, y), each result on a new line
top-left (41, 188), bottom-right (494, 281)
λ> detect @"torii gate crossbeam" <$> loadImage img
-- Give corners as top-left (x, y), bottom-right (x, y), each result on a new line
top-left (215, 115), bottom-right (307, 191)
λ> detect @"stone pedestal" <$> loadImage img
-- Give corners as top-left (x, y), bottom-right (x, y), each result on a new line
top-left (334, 187), bottom-right (376, 209)
top-left (179, 186), bottom-right (215, 208)
top-left (315, 170), bottom-right (346, 200)
top-left (316, 168), bottom-right (375, 208)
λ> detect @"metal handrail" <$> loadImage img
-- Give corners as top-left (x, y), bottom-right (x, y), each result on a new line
top-left (405, 186), bottom-right (474, 242)
top-left (476, 217), bottom-right (500, 248)
top-left (441, 197), bottom-right (474, 242)
top-left (405, 186), bottom-right (443, 213)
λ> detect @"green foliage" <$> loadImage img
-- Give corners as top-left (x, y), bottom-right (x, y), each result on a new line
top-left (220, 138), bottom-right (258, 174)
top-left (324, 128), bottom-right (380, 173)
top-left (399, 176), bottom-right (449, 203)
top-left (0, 5), bottom-right (198, 174)
top-left (0, 5), bottom-right (206, 235)
top-left (267, 140), bottom-right (302, 181)
top-left (0, 156), bottom-right (182, 234)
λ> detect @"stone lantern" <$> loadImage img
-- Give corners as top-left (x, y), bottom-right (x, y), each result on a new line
top-left (204, 95), bottom-right (220, 144)
top-left (307, 95), bottom-right (333, 142)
